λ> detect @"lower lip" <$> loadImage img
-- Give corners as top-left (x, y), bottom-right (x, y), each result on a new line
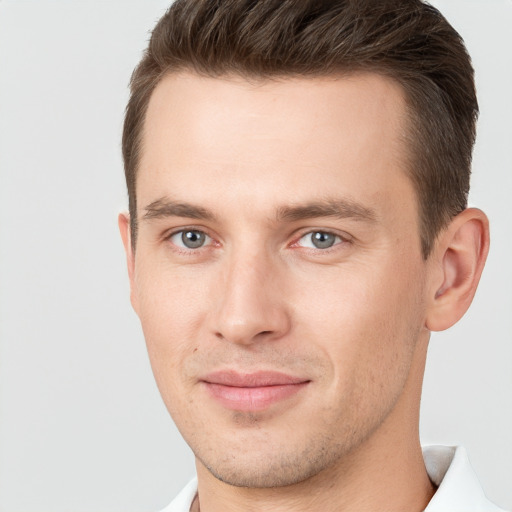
top-left (203, 382), bottom-right (309, 411)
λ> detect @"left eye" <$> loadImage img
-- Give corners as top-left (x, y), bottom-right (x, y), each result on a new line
top-left (297, 231), bottom-right (342, 249)
top-left (169, 230), bottom-right (212, 249)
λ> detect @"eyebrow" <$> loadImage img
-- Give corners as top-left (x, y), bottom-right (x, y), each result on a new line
top-left (142, 198), bottom-right (217, 222)
top-left (276, 199), bottom-right (377, 223)
top-left (141, 197), bottom-right (377, 224)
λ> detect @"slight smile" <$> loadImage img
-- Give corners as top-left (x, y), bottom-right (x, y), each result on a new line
top-left (201, 371), bottom-right (311, 412)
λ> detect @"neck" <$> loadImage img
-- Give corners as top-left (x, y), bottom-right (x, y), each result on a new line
top-left (193, 337), bottom-right (435, 512)
top-left (194, 435), bottom-right (434, 512)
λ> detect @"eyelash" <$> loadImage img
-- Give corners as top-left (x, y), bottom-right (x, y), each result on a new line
top-left (165, 228), bottom-right (217, 253)
top-left (164, 227), bottom-right (351, 254)
top-left (292, 230), bottom-right (347, 251)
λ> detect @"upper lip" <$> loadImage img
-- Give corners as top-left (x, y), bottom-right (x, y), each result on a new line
top-left (201, 370), bottom-right (310, 387)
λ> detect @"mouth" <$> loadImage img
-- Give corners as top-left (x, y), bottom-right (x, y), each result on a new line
top-left (200, 370), bottom-right (310, 412)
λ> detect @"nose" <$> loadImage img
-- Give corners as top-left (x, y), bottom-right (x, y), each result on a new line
top-left (210, 250), bottom-right (291, 346)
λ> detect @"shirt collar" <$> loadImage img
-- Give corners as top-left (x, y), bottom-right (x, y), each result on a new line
top-left (423, 445), bottom-right (504, 511)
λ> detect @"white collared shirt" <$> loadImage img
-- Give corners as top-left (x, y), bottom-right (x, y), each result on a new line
top-left (159, 446), bottom-right (508, 512)
top-left (422, 446), bottom-right (506, 511)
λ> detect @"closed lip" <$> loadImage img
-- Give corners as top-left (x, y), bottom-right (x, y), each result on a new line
top-left (200, 370), bottom-right (310, 387)
top-left (200, 370), bottom-right (310, 411)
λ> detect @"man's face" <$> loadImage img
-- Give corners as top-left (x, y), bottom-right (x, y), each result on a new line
top-left (126, 72), bottom-right (433, 487)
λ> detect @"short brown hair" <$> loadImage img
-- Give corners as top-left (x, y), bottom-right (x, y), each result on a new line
top-left (122, 0), bottom-right (478, 258)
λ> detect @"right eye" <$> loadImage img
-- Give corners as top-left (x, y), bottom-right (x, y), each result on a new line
top-left (169, 230), bottom-right (212, 249)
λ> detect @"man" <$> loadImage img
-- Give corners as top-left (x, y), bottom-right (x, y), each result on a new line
top-left (118, 1), bottom-right (505, 510)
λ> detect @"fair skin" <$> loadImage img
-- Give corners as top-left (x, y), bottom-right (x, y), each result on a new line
top-left (119, 71), bottom-right (489, 512)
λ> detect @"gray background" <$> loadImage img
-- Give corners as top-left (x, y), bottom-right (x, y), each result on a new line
top-left (0, 1), bottom-right (510, 510)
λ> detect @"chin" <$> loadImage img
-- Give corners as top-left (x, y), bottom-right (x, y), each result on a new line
top-left (195, 432), bottom-right (348, 488)
top-left (202, 459), bottom-right (319, 488)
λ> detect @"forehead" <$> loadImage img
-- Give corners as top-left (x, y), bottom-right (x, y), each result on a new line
top-left (138, 71), bottom-right (414, 221)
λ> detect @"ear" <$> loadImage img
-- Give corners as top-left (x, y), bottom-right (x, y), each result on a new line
top-left (118, 212), bottom-right (139, 313)
top-left (425, 208), bottom-right (490, 332)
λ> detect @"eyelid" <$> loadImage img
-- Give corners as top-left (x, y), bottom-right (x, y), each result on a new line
top-left (163, 226), bottom-right (218, 250)
top-left (290, 228), bottom-right (353, 250)
top-left (161, 226), bottom-right (352, 252)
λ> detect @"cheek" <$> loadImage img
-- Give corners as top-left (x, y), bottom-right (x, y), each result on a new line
top-left (292, 260), bottom-right (425, 392)
top-left (135, 255), bottom-right (210, 336)
top-left (132, 259), bottom-right (212, 396)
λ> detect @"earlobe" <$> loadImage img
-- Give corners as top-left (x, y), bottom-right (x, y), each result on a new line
top-left (118, 212), bottom-right (138, 313)
top-left (425, 208), bottom-right (490, 332)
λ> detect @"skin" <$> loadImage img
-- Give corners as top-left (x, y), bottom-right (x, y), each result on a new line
top-left (119, 71), bottom-right (489, 512)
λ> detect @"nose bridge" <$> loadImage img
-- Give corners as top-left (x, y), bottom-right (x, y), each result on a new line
top-left (212, 242), bottom-right (289, 345)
